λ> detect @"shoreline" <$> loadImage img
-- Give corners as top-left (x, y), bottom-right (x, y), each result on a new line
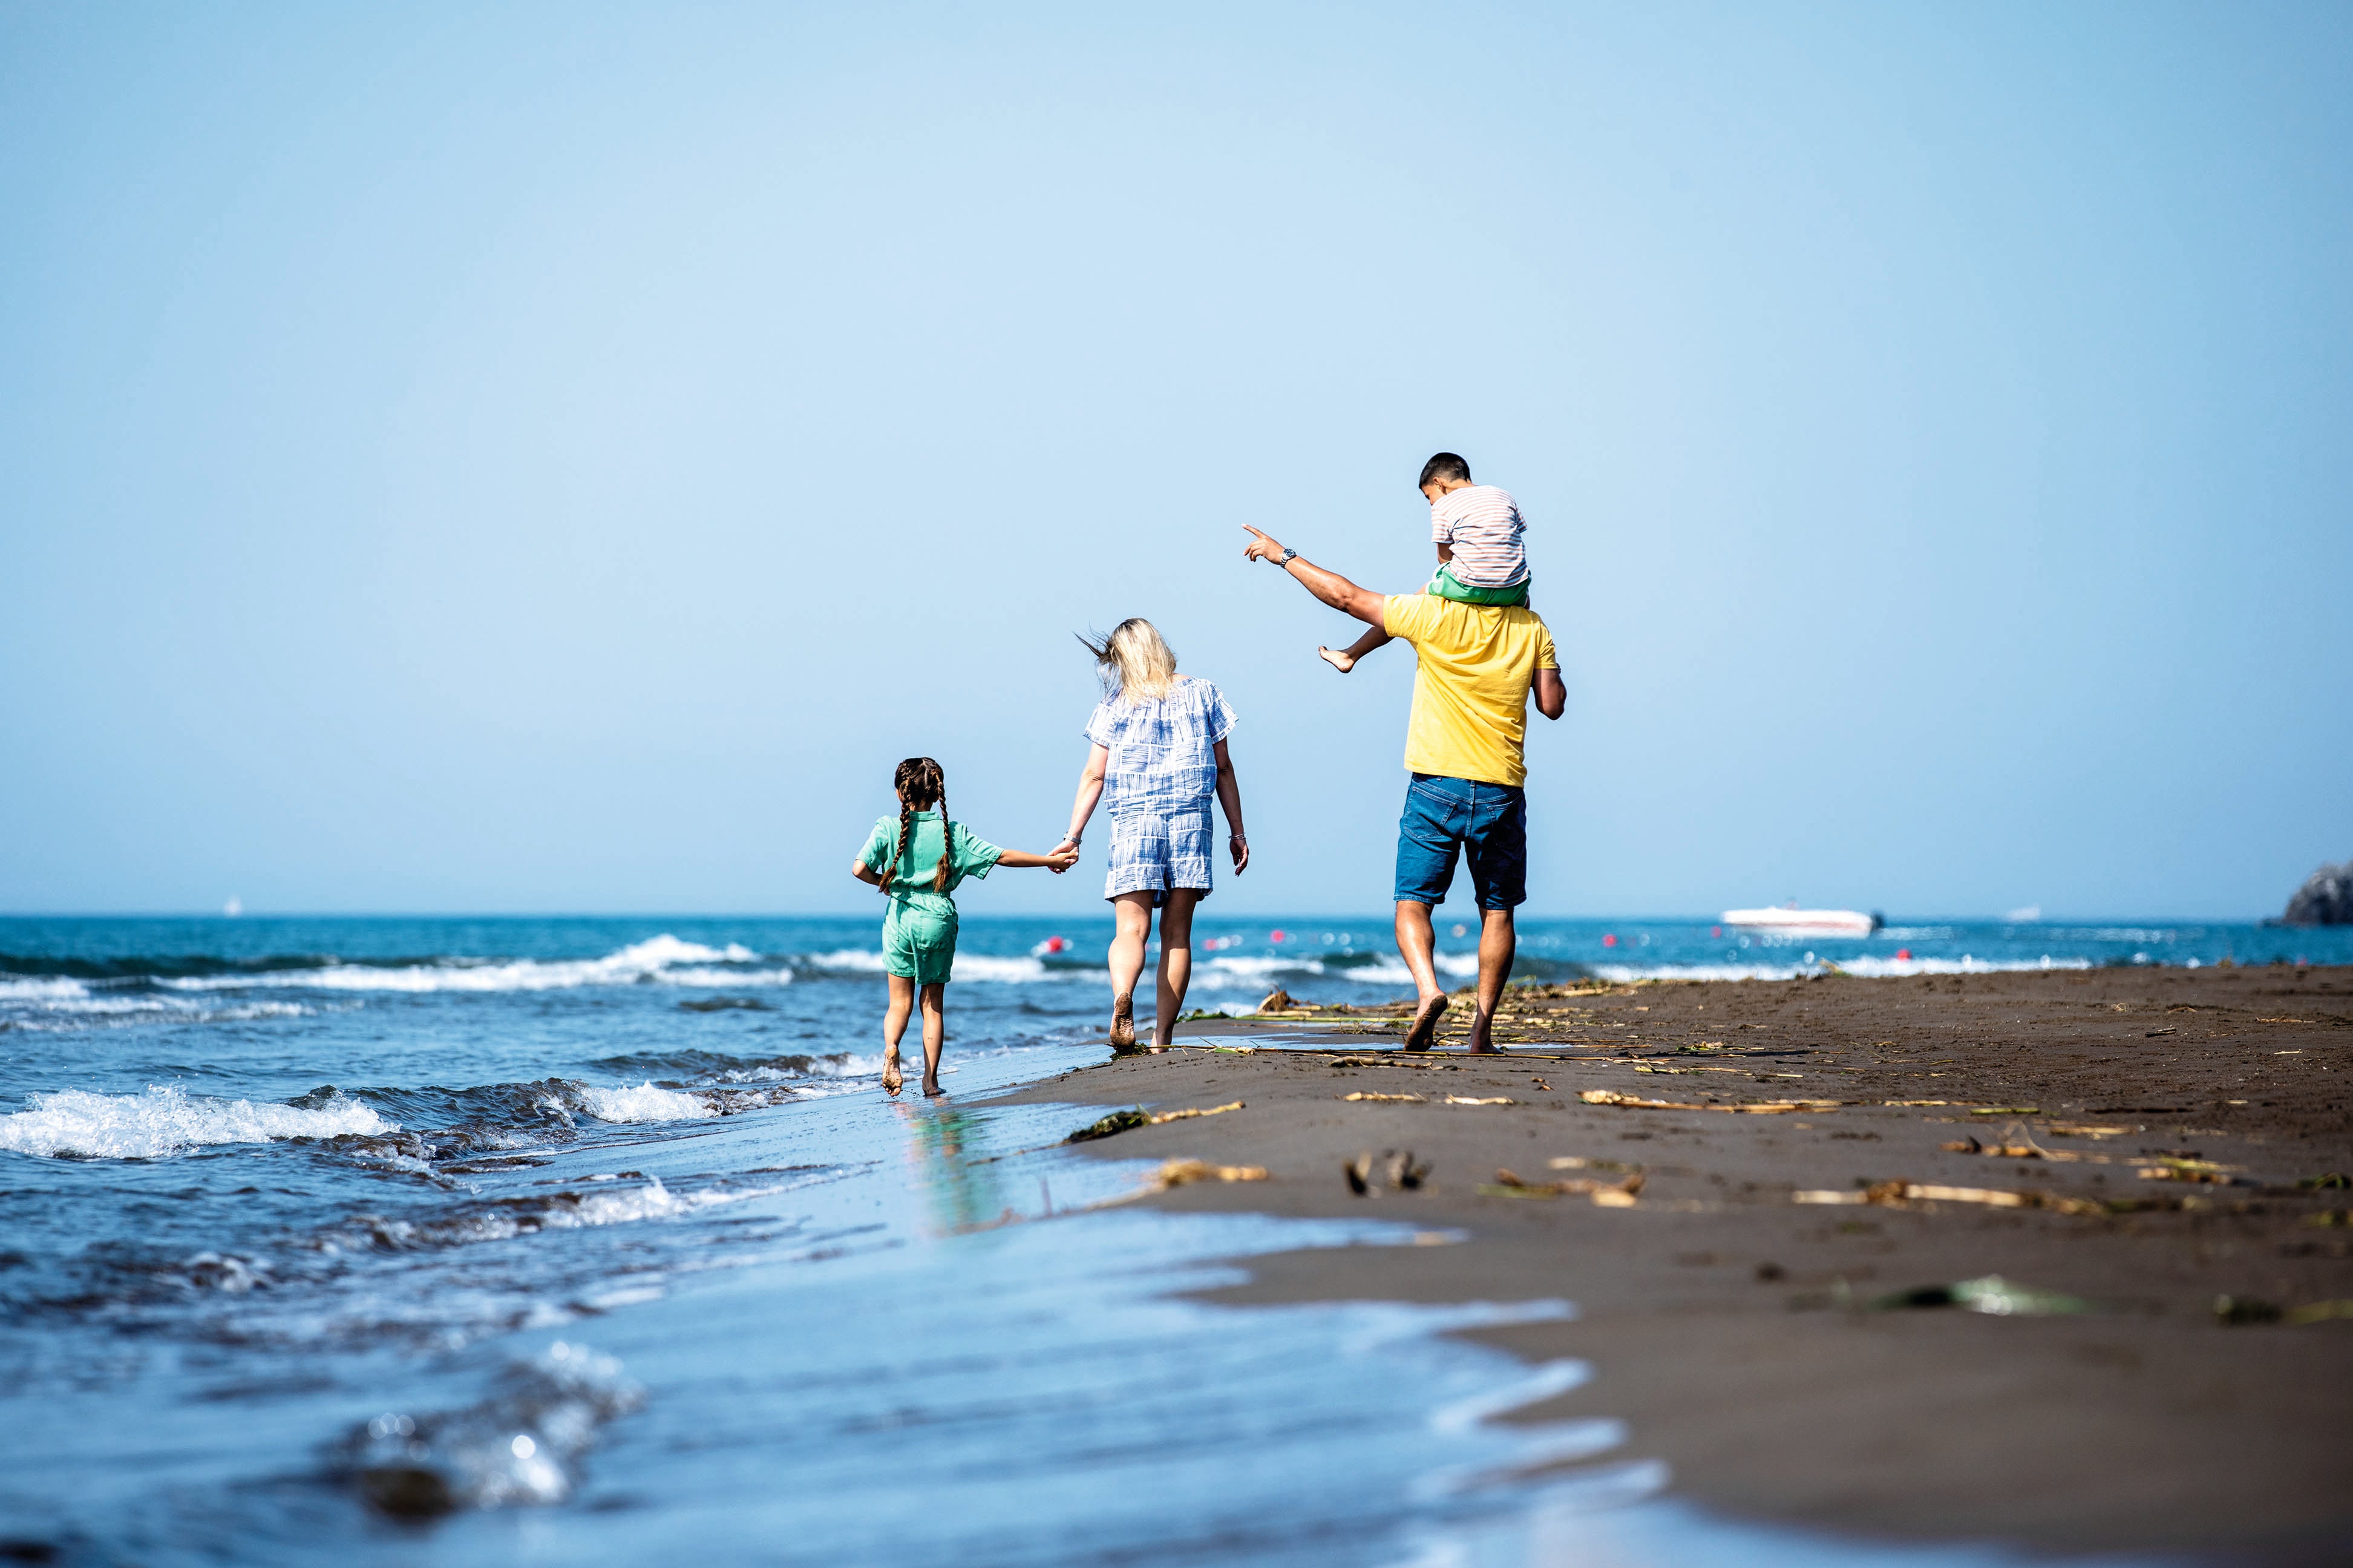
top-left (992, 965), bottom-right (2353, 1564)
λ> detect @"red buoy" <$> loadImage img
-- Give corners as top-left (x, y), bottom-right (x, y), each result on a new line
top-left (1711, 925), bottom-right (1723, 939)
top-left (1896, 948), bottom-right (1912, 961)
top-left (1045, 935), bottom-right (1066, 954)
top-left (1271, 930), bottom-right (1286, 943)
top-left (1602, 933), bottom-right (1618, 948)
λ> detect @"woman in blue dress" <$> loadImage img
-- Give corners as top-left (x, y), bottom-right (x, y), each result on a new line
top-left (1056, 619), bottom-right (1249, 1051)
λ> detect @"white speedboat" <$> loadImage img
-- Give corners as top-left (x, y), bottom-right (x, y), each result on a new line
top-left (1721, 905), bottom-right (1882, 936)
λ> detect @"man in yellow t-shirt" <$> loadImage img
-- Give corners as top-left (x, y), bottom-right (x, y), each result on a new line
top-left (1241, 523), bottom-right (1565, 1053)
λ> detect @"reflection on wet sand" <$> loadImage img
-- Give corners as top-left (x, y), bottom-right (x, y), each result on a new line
top-left (898, 1103), bottom-right (1013, 1234)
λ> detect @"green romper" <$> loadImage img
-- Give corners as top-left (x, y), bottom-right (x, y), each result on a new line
top-left (858, 811), bottom-right (1004, 984)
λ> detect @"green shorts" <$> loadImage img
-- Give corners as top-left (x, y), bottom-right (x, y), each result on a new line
top-left (883, 907), bottom-right (958, 985)
top-left (1429, 564), bottom-right (1530, 607)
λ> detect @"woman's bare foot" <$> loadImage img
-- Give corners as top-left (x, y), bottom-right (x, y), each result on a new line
top-left (1402, 993), bottom-right (1448, 1051)
top-left (1318, 646), bottom-right (1356, 674)
top-left (921, 1076), bottom-right (945, 1097)
top-left (1108, 992), bottom-right (1136, 1051)
top-left (881, 1050), bottom-right (903, 1096)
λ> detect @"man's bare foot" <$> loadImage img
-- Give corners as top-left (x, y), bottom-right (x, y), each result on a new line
top-left (1109, 992), bottom-right (1136, 1051)
top-left (882, 1051), bottom-right (903, 1096)
top-left (921, 1076), bottom-right (944, 1097)
top-left (1318, 646), bottom-right (1356, 675)
top-left (1467, 1014), bottom-right (1502, 1054)
top-left (1402, 993), bottom-right (1448, 1051)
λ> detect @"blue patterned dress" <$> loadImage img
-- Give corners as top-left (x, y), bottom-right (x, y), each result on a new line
top-left (1082, 678), bottom-right (1239, 903)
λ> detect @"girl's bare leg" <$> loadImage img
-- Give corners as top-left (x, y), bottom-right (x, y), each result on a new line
top-left (917, 982), bottom-right (947, 1094)
top-left (1153, 889), bottom-right (1202, 1048)
top-left (1107, 892), bottom-right (1153, 1049)
top-left (881, 975), bottom-right (914, 1095)
top-left (1320, 625), bottom-right (1392, 674)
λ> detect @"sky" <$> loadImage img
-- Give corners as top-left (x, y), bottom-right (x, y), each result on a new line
top-left (2, 1), bottom-right (2348, 920)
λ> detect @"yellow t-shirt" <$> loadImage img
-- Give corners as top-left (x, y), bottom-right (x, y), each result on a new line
top-left (1383, 595), bottom-right (1559, 787)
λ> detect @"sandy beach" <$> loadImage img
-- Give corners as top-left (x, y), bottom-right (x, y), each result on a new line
top-left (996, 964), bottom-right (2353, 1564)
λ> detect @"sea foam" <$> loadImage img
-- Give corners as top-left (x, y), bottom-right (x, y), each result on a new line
top-left (0, 1084), bottom-right (393, 1160)
top-left (575, 1083), bottom-right (716, 1123)
top-left (159, 936), bottom-right (770, 996)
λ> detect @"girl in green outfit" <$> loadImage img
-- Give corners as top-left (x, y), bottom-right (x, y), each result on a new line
top-left (851, 757), bottom-right (1077, 1096)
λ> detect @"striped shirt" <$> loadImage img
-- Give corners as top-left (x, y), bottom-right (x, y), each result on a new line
top-left (1430, 485), bottom-right (1529, 589)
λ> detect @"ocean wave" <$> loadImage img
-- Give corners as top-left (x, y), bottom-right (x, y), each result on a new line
top-left (572, 1083), bottom-right (715, 1123)
top-left (1592, 954), bottom-right (2093, 984)
top-left (0, 975), bottom-right (91, 1001)
top-left (0, 1085), bottom-right (393, 1160)
top-left (156, 935), bottom-right (767, 996)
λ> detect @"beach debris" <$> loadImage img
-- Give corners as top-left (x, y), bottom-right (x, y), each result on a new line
top-left (1444, 1095), bottom-right (1515, 1106)
top-left (1942, 1123), bottom-right (2094, 1161)
top-left (1341, 1091), bottom-right (1425, 1103)
top-left (1548, 1156), bottom-right (1638, 1172)
top-left (2136, 1157), bottom-right (2240, 1184)
top-left (2214, 1295), bottom-right (2283, 1326)
top-left (1793, 1181), bottom-right (2105, 1216)
top-left (1067, 1109), bottom-right (1153, 1142)
top-left (2048, 1123), bottom-right (2133, 1138)
top-left (1482, 1166), bottom-right (1645, 1206)
top-left (1531, 1079), bottom-right (1552, 1091)
top-left (2308, 1210), bottom-right (2351, 1227)
top-left (2299, 1172), bottom-right (2351, 1189)
top-left (1257, 988), bottom-right (1311, 1014)
top-left (1344, 1149), bottom-right (1430, 1195)
top-left (2287, 1299), bottom-right (2353, 1325)
top-left (1968, 1106), bottom-right (2041, 1116)
top-left (1328, 1056), bottom-right (1456, 1071)
top-left (1580, 1089), bottom-right (1839, 1115)
top-left (1871, 1275), bottom-right (2093, 1316)
top-left (1151, 1158), bottom-right (1268, 1190)
top-left (1148, 1100), bottom-right (1245, 1125)
top-left (1065, 1102), bottom-right (1245, 1143)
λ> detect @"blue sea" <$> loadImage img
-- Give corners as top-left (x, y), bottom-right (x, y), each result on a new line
top-left (2, 913), bottom-right (2340, 1566)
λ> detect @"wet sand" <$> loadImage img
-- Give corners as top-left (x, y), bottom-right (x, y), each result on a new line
top-left (993, 964), bottom-right (2353, 1564)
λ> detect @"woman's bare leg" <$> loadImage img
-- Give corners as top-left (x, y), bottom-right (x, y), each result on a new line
top-left (1108, 892), bottom-right (1153, 1049)
top-left (1320, 625), bottom-right (1393, 674)
top-left (917, 982), bottom-right (947, 1094)
top-left (1153, 889), bottom-right (1202, 1048)
top-left (881, 975), bottom-right (914, 1094)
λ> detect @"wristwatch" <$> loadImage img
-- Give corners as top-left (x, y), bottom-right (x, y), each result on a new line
top-left (1277, 547), bottom-right (1297, 565)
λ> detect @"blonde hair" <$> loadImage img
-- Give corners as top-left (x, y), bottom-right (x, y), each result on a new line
top-left (1078, 618), bottom-right (1179, 701)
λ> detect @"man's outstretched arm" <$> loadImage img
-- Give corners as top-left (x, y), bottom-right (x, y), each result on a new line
top-left (1241, 526), bottom-right (1387, 627)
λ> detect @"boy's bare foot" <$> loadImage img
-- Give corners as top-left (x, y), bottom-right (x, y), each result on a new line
top-left (1402, 993), bottom-right (1448, 1051)
top-left (1109, 992), bottom-right (1136, 1051)
top-left (1318, 646), bottom-right (1356, 675)
top-left (882, 1052), bottom-right (903, 1096)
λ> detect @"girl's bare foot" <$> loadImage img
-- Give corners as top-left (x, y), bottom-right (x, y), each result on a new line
top-left (882, 1051), bottom-right (903, 1096)
top-left (1108, 992), bottom-right (1136, 1051)
top-left (1402, 993), bottom-right (1448, 1051)
top-left (1318, 646), bottom-right (1355, 674)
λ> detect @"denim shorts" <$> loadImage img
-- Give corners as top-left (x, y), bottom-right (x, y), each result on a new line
top-left (1393, 773), bottom-right (1528, 910)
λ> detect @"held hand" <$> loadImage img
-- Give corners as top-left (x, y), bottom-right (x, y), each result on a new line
top-left (1240, 525), bottom-right (1286, 564)
top-left (1045, 844), bottom-right (1080, 872)
top-left (1229, 832), bottom-right (1250, 874)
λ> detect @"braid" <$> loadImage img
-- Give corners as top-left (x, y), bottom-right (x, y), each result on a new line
top-left (929, 760), bottom-right (955, 893)
top-left (883, 796), bottom-right (914, 896)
